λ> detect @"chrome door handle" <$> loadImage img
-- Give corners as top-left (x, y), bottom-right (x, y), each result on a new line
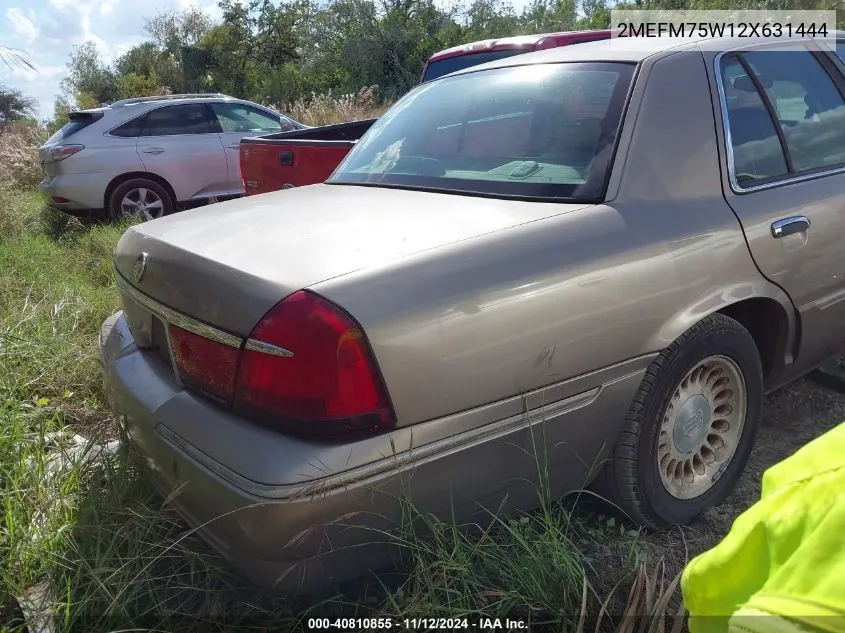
top-left (771, 216), bottom-right (811, 238)
top-left (142, 147), bottom-right (164, 155)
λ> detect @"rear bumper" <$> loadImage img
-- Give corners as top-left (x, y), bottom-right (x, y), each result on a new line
top-left (38, 172), bottom-right (110, 212)
top-left (100, 310), bottom-right (647, 593)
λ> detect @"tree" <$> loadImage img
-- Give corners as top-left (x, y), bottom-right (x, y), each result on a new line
top-left (61, 41), bottom-right (119, 106)
top-left (521, 0), bottom-right (577, 32)
top-left (145, 6), bottom-right (213, 55)
top-left (0, 86), bottom-right (36, 127)
top-left (117, 72), bottom-right (163, 99)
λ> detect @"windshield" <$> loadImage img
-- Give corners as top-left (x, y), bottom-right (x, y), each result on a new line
top-left (330, 62), bottom-right (635, 201)
top-left (422, 49), bottom-right (528, 82)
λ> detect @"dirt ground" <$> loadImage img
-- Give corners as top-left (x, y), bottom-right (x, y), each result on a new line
top-left (586, 375), bottom-right (845, 602)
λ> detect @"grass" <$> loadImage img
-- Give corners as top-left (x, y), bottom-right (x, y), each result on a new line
top-left (0, 189), bottom-right (683, 632)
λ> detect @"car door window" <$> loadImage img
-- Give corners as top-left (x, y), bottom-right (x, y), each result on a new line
top-left (720, 56), bottom-right (789, 184)
top-left (140, 104), bottom-right (214, 136)
top-left (742, 48), bottom-right (845, 173)
top-left (110, 116), bottom-right (144, 138)
top-left (210, 103), bottom-right (291, 133)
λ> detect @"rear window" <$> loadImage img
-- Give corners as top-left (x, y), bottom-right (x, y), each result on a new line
top-left (45, 113), bottom-right (101, 144)
top-left (422, 50), bottom-right (529, 82)
top-left (331, 62), bottom-right (635, 201)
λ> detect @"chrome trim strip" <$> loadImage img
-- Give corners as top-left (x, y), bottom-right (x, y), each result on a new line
top-left (714, 45), bottom-right (845, 195)
top-left (245, 339), bottom-right (294, 357)
top-left (814, 285), bottom-right (845, 311)
top-left (114, 269), bottom-right (243, 349)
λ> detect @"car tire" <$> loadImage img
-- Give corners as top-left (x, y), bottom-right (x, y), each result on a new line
top-left (108, 178), bottom-right (174, 222)
top-left (597, 313), bottom-right (763, 529)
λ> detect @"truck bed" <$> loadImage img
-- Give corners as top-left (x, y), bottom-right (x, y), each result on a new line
top-left (239, 118), bottom-right (377, 195)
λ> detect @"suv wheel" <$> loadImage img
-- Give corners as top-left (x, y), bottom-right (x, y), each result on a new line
top-left (109, 178), bottom-right (174, 222)
top-left (598, 313), bottom-right (763, 529)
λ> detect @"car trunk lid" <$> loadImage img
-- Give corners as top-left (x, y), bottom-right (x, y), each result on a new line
top-left (114, 183), bottom-right (592, 336)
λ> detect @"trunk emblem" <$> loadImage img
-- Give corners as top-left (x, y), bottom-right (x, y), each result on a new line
top-left (134, 252), bottom-right (149, 283)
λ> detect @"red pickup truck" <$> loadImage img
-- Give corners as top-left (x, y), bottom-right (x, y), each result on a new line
top-left (240, 29), bottom-right (613, 196)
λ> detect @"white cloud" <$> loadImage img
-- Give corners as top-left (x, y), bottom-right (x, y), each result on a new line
top-left (100, 1), bottom-right (114, 15)
top-left (6, 7), bottom-right (39, 42)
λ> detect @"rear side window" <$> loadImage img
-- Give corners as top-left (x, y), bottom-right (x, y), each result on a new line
top-left (110, 116), bottom-right (144, 138)
top-left (140, 104), bottom-right (214, 136)
top-left (720, 56), bottom-right (789, 183)
top-left (720, 46), bottom-right (845, 187)
top-left (45, 114), bottom-right (101, 144)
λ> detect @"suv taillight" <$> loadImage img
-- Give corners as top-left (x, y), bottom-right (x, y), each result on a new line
top-left (45, 144), bottom-right (84, 163)
top-left (233, 291), bottom-right (395, 438)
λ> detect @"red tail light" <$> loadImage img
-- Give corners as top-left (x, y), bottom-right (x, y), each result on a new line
top-left (46, 144), bottom-right (84, 163)
top-left (233, 291), bottom-right (394, 438)
top-left (169, 325), bottom-right (240, 402)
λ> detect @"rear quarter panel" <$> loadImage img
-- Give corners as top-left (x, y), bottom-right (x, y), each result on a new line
top-left (312, 48), bottom-right (795, 427)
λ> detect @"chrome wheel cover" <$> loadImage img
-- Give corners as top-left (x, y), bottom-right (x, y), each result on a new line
top-left (657, 355), bottom-right (747, 500)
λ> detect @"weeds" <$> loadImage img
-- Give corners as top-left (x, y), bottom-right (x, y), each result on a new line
top-left (0, 122), bottom-right (45, 192)
top-left (280, 87), bottom-right (391, 126)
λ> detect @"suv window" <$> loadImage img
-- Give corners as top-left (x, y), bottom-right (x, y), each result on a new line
top-left (140, 104), bottom-right (214, 136)
top-left (211, 103), bottom-right (292, 133)
top-left (331, 62), bottom-right (635, 201)
top-left (45, 112), bottom-right (102, 144)
top-left (720, 47), bottom-right (845, 185)
top-left (110, 116), bottom-right (144, 138)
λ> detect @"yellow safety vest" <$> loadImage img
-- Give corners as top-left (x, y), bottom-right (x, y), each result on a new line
top-left (682, 422), bottom-right (845, 633)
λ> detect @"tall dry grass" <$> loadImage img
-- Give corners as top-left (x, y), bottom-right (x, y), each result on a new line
top-left (279, 86), bottom-right (392, 126)
top-left (0, 122), bottom-right (46, 192)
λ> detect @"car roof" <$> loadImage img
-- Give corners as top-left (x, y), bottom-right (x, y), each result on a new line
top-left (427, 29), bottom-right (613, 63)
top-left (441, 32), bottom-right (845, 77)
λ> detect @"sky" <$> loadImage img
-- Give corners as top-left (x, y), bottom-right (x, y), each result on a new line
top-left (0, 0), bottom-right (223, 121)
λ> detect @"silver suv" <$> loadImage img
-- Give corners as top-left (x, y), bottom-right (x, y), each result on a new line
top-left (38, 94), bottom-right (304, 220)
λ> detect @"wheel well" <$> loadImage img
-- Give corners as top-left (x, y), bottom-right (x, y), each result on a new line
top-left (104, 172), bottom-right (177, 211)
top-left (717, 298), bottom-right (789, 386)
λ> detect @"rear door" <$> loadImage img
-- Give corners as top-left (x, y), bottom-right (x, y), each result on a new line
top-left (136, 103), bottom-right (229, 201)
top-left (209, 103), bottom-right (295, 194)
top-left (715, 44), bottom-right (845, 369)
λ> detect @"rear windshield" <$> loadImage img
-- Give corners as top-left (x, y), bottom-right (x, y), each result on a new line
top-left (45, 114), bottom-right (101, 144)
top-left (422, 49), bottom-right (529, 82)
top-left (330, 62), bottom-right (635, 201)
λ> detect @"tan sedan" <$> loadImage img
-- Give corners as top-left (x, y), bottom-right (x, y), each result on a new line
top-left (100, 33), bottom-right (845, 592)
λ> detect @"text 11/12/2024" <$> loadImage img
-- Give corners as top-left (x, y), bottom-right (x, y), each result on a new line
top-left (307, 617), bottom-right (528, 630)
